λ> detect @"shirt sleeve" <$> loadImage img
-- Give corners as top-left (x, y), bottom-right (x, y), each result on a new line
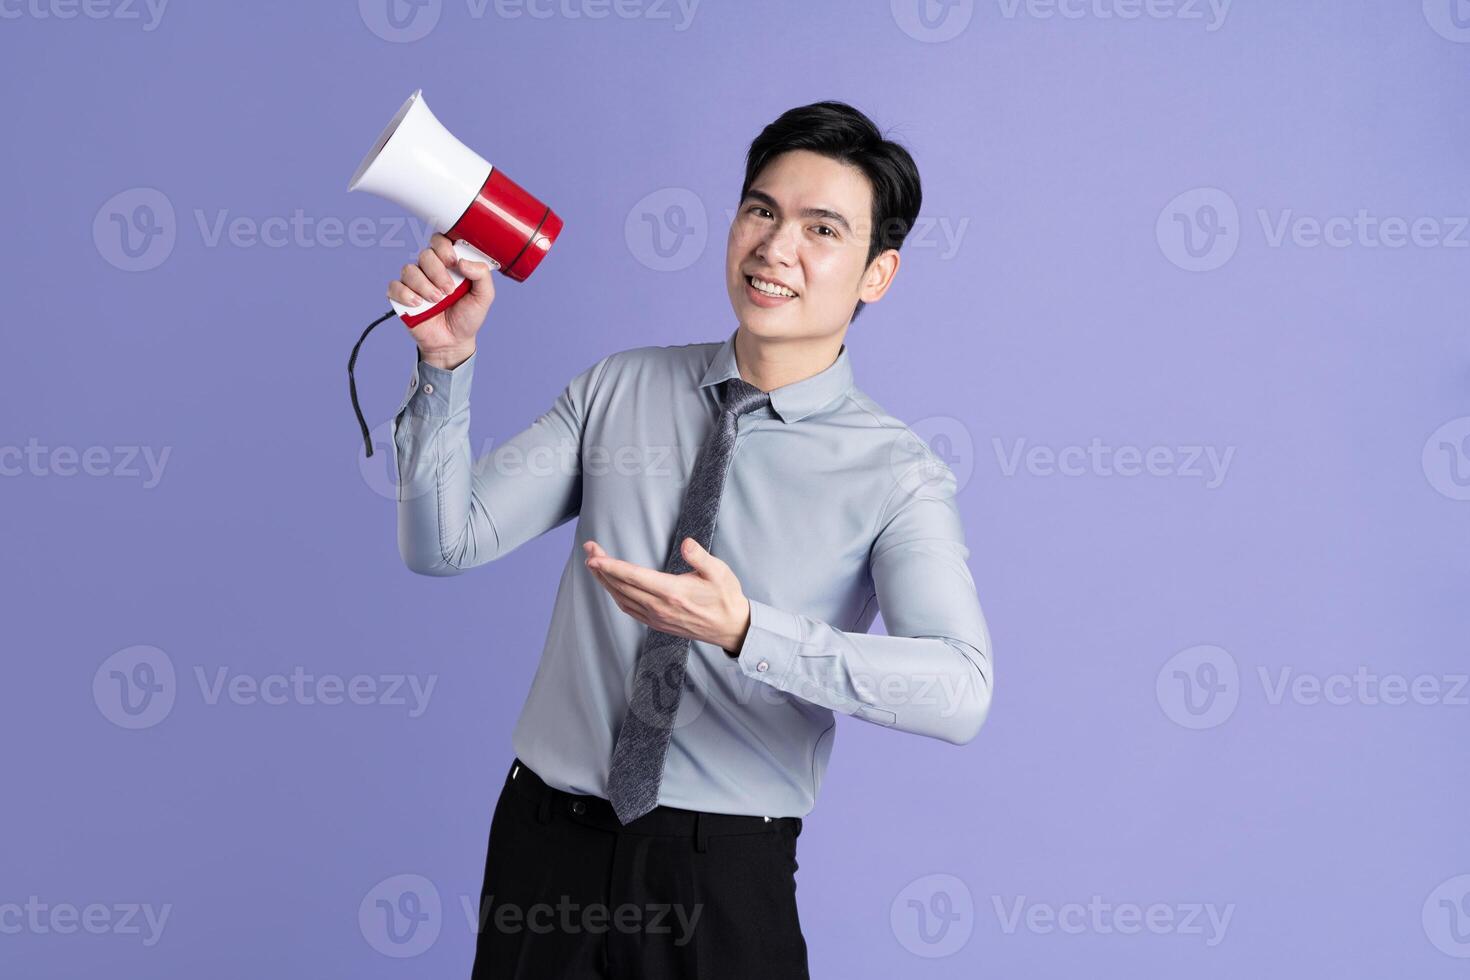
top-left (731, 452), bottom-right (993, 745)
top-left (392, 347), bottom-right (610, 576)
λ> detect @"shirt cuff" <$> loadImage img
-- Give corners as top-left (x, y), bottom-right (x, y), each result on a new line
top-left (404, 349), bottom-right (477, 419)
top-left (734, 598), bottom-right (803, 687)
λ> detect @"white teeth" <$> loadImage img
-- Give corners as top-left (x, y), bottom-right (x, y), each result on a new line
top-left (749, 276), bottom-right (796, 298)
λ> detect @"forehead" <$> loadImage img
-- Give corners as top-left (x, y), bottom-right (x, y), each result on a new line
top-left (747, 149), bottom-right (872, 217)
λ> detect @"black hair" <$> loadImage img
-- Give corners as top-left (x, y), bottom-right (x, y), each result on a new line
top-left (739, 101), bottom-right (922, 321)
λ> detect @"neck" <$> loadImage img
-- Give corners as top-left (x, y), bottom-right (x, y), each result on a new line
top-left (733, 325), bottom-right (845, 393)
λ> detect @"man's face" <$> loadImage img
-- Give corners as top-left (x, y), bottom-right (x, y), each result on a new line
top-left (725, 149), bottom-right (894, 343)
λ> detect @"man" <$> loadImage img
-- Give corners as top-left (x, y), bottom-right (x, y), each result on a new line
top-left (386, 101), bottom-right (993, 979)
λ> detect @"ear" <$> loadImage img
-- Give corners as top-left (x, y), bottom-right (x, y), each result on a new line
top-left (859, 248), bottom-right (901, 304)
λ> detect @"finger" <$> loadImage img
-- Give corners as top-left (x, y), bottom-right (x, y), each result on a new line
top-left (597, 567), bottom-right (665, 613)
top-left (430, 236), bottom-right (458, 269)
top-left (400, 264), bottom-right (445, 303)
top-left (584, 555), bottom-right (646, 603)
top-left (591, 556), bottom-right (676, 594)
top-left (416, 247), bottom-right (456, 295)
top-left (593, 569), bottom-right (654, 623)
top-left (390, 279), bottom-right (430, 308)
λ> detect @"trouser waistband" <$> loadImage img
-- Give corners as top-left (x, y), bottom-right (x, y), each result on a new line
top-left (503, 757), bottom-right (802, 853)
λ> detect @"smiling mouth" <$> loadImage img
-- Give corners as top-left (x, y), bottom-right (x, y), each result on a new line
top-left (744, 275), bottom-right (799, 300)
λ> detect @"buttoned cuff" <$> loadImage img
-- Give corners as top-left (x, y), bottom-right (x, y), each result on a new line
top-left (403, 349), bottom-right (477, 420)
top-left (734, 598), bottom-right (803, 687)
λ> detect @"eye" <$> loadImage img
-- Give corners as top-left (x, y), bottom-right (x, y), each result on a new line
top-left (814, 225), bottom-right (836, 238)
top-left (747, 206), bottom-right (772, 218)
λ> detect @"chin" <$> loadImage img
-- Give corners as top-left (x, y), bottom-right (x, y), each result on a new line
top-left (737, 313), bottom-right (793, 338)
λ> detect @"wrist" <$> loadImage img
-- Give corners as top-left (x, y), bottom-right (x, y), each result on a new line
top-left (722, 598), bottom-right (752, 658)
top-left (419, 344), bottom-right (475, 372)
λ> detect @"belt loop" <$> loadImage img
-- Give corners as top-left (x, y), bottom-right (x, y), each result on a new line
top-left (693, 812), bottom-right (709, 853)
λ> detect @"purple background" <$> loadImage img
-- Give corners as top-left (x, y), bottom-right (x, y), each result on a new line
top-left (4, 0), bottom-right (1469, 976)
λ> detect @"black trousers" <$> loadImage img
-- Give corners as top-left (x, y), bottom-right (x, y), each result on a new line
top-left (468, 757), bottom-right (809, 979)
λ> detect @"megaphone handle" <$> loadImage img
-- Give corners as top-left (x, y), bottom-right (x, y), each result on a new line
top-left (392, 240), bottom-right (501, 328)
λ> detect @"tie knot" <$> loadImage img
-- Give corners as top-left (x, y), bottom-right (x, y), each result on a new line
top-left (720, 377), bottom-right (771, 417)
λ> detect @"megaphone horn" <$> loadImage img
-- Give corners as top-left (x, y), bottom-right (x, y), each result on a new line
top-left (348, 88), bottom-right (563, 327)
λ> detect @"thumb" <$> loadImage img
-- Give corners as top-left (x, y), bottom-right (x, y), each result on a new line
top-left (458, 256), bottom-right (496, 298)
top-left (681, 537), bottom-right (721, 575)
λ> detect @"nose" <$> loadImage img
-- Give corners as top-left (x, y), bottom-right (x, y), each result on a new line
top-left (755, 219), bottom-right (799, 267)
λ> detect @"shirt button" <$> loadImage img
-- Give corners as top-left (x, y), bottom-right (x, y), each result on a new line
top-left (571, 800), bottom-right (586, 815)
top-left (756, 660), bottom-right (769, 672)
top-left (423, 383), bottom-right (434, 394)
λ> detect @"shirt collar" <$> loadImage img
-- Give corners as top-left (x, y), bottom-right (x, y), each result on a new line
top-left (697, 327), bottom-right (855, 424)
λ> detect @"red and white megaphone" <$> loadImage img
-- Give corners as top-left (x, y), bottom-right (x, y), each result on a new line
top-left (347, 88), bottom-right (564, 327)
top-left (344, 89), bottom-right (565, 458)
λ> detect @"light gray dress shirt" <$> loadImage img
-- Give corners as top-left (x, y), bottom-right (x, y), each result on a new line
top-left (390, 327), bottom-right (993, 818)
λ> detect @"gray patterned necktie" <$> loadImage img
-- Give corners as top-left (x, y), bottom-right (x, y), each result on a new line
top-left (606, 375), bottom-right (772, 825)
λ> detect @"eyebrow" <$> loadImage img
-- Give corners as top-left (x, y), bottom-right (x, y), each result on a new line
top-left (743, 189), bottom-right (852, 235)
